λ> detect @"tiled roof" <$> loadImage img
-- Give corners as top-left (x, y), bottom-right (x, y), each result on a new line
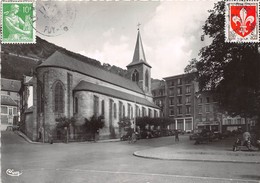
top-left (37, 51), bottom-right (144, 94)
top-left (74, 81), bottom-right (159, 109)
top-left (1, 95), bottom-right (17, 106)
top-left (1, 78), bottom-right (21, 92)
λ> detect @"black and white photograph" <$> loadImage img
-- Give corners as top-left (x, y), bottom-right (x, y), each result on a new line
top-left (1, 0), bottom-right (260, 182)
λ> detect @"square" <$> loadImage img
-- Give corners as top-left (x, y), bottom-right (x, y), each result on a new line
top-left (1, 2), bottom-right (36, 44)
top-left (225, 1), bottom-right (259, 43)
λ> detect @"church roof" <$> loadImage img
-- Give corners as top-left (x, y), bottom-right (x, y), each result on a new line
top-left (74, 80), bottom-right (159, 109)
top-left (1, 95), bottom-right (17, 106)
top-left (127, 30), bottom-right (151, 68)
top-left (37, 51), bottom-right (144, 94)
top-left (1, 78), bottom-right (21, 92)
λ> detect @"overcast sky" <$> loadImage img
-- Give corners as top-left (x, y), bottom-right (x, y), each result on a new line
top-left (38, 1), bottom-right (217, 80)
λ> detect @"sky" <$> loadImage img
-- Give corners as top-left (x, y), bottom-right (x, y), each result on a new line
top-left (38, 1), bottom-right (217, 80)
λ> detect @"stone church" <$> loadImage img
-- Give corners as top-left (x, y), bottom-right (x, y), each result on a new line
top-left (28, 30), bottom-right (160, 142)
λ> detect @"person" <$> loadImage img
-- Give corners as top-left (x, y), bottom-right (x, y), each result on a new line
top-left (175, 130), bottom-right (179, 142)
top-left (131, 131), bottom-right (137, 143)
top-left (4, 4), bottom-right (31, 41)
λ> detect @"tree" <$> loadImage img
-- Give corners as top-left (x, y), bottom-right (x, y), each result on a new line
top-left (118, 117), bottom-right (132, 129)
top-left (84, 115), bottom-right (105, 141)
top-left (55, 116), bottom-right (76, 143)
top-left (185, 1), bottom-right (260, 131)
top-left (136, 117), bottom-right (174, 130)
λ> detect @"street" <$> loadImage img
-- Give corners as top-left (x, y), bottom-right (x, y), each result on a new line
top-left (1, 131), bottom-right (260, 183)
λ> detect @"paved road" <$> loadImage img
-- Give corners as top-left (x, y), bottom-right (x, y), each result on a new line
top-left (1, 131), bottom-right (260, 183)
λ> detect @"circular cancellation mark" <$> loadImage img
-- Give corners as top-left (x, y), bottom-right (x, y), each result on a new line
top-left (35, 1), bottom-right (76, 37)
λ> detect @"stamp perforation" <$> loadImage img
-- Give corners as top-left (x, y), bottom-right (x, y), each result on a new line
top-left (225, 0), bottom-right (260, 43)
top-left (1, 1), bottom-right (36, 44)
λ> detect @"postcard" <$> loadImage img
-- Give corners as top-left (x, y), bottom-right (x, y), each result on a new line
top-left (1, 0), bottom-right (260, 183)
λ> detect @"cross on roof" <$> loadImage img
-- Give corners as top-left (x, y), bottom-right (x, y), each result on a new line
top-left (137, 23), bottom-right (141, 30)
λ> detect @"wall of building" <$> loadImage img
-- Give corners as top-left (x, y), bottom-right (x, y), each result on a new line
top-left (36, 66), bottom-right (159, 141)
top-left (24, 112), bottom-right (34, 140)
top-left (194, 92), bottom-right (220, 132)
top-left (1, 105), bottom-right (18, 131)
top-left (164, 74), bottom-right (196, 132)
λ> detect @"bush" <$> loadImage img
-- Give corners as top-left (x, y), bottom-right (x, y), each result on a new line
top-left (84, 115), bottom-right (105, 140)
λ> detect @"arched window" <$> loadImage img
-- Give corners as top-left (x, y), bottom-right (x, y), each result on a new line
top-left (145, 70), bottom-right (149, 88)
top-left (101, 100), bottom-right (105, 116)
top-left (132, 70), bottom-right (139, 82)
top-left (123, 105), bottom-right (125, 117)
top-left (74, 97), bottom-right (78, 114)
top-left (54, 82), bottom-right (64, 113)
top-left (114, 103), bottom-right (117, 118)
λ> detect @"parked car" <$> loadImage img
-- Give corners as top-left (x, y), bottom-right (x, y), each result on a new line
top-left (185, 130), bottom-right (192, 134)
top-left (189, 133), bottom-right (200, 140)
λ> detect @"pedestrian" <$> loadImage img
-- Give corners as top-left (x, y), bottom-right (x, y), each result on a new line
top-left (175, 130), bottom-right (179, 142)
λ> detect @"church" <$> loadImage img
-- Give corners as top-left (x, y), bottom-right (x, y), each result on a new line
top-left (26, 30), bottom-right (160, 142)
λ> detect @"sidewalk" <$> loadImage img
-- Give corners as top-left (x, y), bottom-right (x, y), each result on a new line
top-left (134, 136), bottom-right (260, 164)
top-left (15, 131), bottom-right (120, 144)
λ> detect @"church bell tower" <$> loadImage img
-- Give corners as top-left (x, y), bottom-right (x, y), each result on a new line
top-left (127, 27), bottom-right (152, 96)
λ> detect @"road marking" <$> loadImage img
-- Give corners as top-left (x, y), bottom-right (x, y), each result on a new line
top-left (22, 168), bottom-right (259, 182)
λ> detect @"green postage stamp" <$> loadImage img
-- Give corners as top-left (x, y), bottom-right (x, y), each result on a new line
top-left (2, 2), bottom-right (35, 44)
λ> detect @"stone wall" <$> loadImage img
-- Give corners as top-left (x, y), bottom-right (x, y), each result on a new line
top-left (36, 66), bottom-right (160, 141)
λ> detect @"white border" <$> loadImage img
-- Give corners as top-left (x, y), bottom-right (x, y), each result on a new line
top-left (1, 1), bottom-right (36, 44)
top-left (225, 0), bottom-right (260, 43)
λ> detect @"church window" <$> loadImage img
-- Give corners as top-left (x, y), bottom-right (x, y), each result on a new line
top-left (142, 107), bottom-right (146, 117)
top-left (135, 105), bottom-right (139, 117)
top-left (132, 70), bottom-right (139, 82)
top-left (148, 108), bottom-right (152, 117)
top-left (54, 82), bottom-right (64, 113)
top-left (101, 100), bottom-right (105, 116)
top-left (145, 70), bottom-right (149, 88)
top-left (114, 103), bottom-right (117, 118)
top-left (123, 105), bottom-right (125, 117)
top-left (94, 96), bottom-right (99, 116)
top-left (127, 103), bottom-right (131, 118)
top-left (130, 105), bottom-right (133, 119)
top-left (119, 101), bottom-right (123, 119)
top-left (74, 97), bottom-right (78, 114)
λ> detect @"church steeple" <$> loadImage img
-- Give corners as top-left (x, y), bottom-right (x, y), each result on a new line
top-left (127, 28), bottom-right (151, 68)
top-left (127, 26), bottom-right (152, 96)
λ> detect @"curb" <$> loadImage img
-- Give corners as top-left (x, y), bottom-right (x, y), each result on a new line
top-left (15, 131), bottom-right (121, 144)
top-left (15, 131), bottom-right (42, 144)
top-left (133, 152), bottom-right (260, 164)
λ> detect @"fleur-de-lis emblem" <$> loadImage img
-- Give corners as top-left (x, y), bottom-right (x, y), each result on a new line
top-left (232, 8), bottom-right (255, 36)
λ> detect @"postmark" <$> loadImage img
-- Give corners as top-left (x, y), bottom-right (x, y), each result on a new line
top-left (2, 2), bottom-right (36, 44)
top-left (225, 0), bottom-right (259, 43)
top-left (35, 1), bottom-right (76, 37)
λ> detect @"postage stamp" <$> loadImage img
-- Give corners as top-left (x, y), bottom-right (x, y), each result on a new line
top-left (2, 2), bottom-right (36, 44)
top-left (225, 0), bottom-right (259, 43)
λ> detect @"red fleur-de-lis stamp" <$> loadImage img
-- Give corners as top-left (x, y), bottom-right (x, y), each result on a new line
top-left (225, 1), bottom-right (259, 43)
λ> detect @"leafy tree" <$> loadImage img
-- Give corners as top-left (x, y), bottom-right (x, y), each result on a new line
top-left (84, 115), bottom-right (105, 141)
top-left (55, 116), bottom-right (76, 142)
top-left (56, 116), bottom-right (76, 129)
top-left (185, 1), bottom-right (260, 130)
top-left (118, 117), bottom-right (132, 129)
top-left (136, 117), bottom-right (173, 130)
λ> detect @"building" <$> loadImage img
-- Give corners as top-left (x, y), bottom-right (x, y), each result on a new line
top-left (151, 73), bottom-right (254, 133)
top-left (1, 78), bottom-right (21, 130)
top-left (23, 30), bottom-right (160, 142)
top-left (194, 91), bottom-right (221, 132)
top-left (163, 73), bottom-right (197, 132)
top-left (152, 80), bottom-right (166, 117)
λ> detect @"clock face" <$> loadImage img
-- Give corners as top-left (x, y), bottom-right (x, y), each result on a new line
top-left (35, 1), bottom-right (76, 37)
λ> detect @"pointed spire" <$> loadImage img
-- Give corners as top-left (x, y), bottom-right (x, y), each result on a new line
top-left (127, 26), bottom-right (151, 68)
